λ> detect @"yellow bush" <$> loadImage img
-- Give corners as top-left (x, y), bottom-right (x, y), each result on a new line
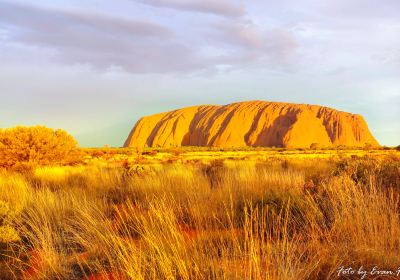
top-left (0, 173), bottom-right (31, 214)
top-left (0, 126), bottom-right (81, 169)
top-left (0, 174), bottom-right (30, 244)
top-left (0, 201), bottom-right (20, 243)
top-left (0, 224), bottom-right (20, 243)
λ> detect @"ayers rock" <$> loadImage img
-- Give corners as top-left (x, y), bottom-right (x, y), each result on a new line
top-left (124, 101), bottom-right (379, 148)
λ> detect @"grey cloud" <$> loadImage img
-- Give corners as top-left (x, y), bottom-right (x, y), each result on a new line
top-left (0, 1), bottom-right (207, 73)
top-left (0, 2), bottom-right (171, 38)
top-left (133, 0), bottom-right (246, 17)
top-left (0, 1), bottom-right (298, 74)
top-left (209, 21), bottom-right (298, 68)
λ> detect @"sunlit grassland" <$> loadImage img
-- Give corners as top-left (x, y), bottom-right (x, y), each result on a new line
top-left (0, 149), bottom-right (399, 279)
top-left (82, 146), bottom-right (397, 165)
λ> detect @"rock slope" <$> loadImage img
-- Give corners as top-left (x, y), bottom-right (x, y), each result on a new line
top-left (124, 101), bottom-right (379, 148)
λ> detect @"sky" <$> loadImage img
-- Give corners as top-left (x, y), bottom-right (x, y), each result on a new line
top-left (0, 0), bottom-right (399, 147)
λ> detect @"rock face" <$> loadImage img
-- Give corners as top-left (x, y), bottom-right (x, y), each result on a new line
top-left (124, 101), bottom-right (379, 148)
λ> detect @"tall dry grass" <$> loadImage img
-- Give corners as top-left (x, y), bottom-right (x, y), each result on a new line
top-left (0, 156), bottom-right (399, 279)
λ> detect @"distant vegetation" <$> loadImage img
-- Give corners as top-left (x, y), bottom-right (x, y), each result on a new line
top-left (0, 126), bottom-right (81, 170)
top-left (0, 151), bottom-right (399, 279)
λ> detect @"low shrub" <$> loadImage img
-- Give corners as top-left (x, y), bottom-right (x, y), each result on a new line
top-left (0, 126), bottom-right (82, 170)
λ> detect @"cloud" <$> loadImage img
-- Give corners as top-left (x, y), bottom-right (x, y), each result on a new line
top-left (0, 2), bottom-right (171, 38)
top-left (133, 0), bottom-right (246, 17)
top-left (0, 1), bottom-right (298, 74)
top-left (0, 1), bottom-right (207, 73)
top-left (207, 21), bottom-right (298, 69)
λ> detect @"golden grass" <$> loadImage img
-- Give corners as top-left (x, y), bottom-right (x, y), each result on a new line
top-left (0, 154), bottom-right (399, 279)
